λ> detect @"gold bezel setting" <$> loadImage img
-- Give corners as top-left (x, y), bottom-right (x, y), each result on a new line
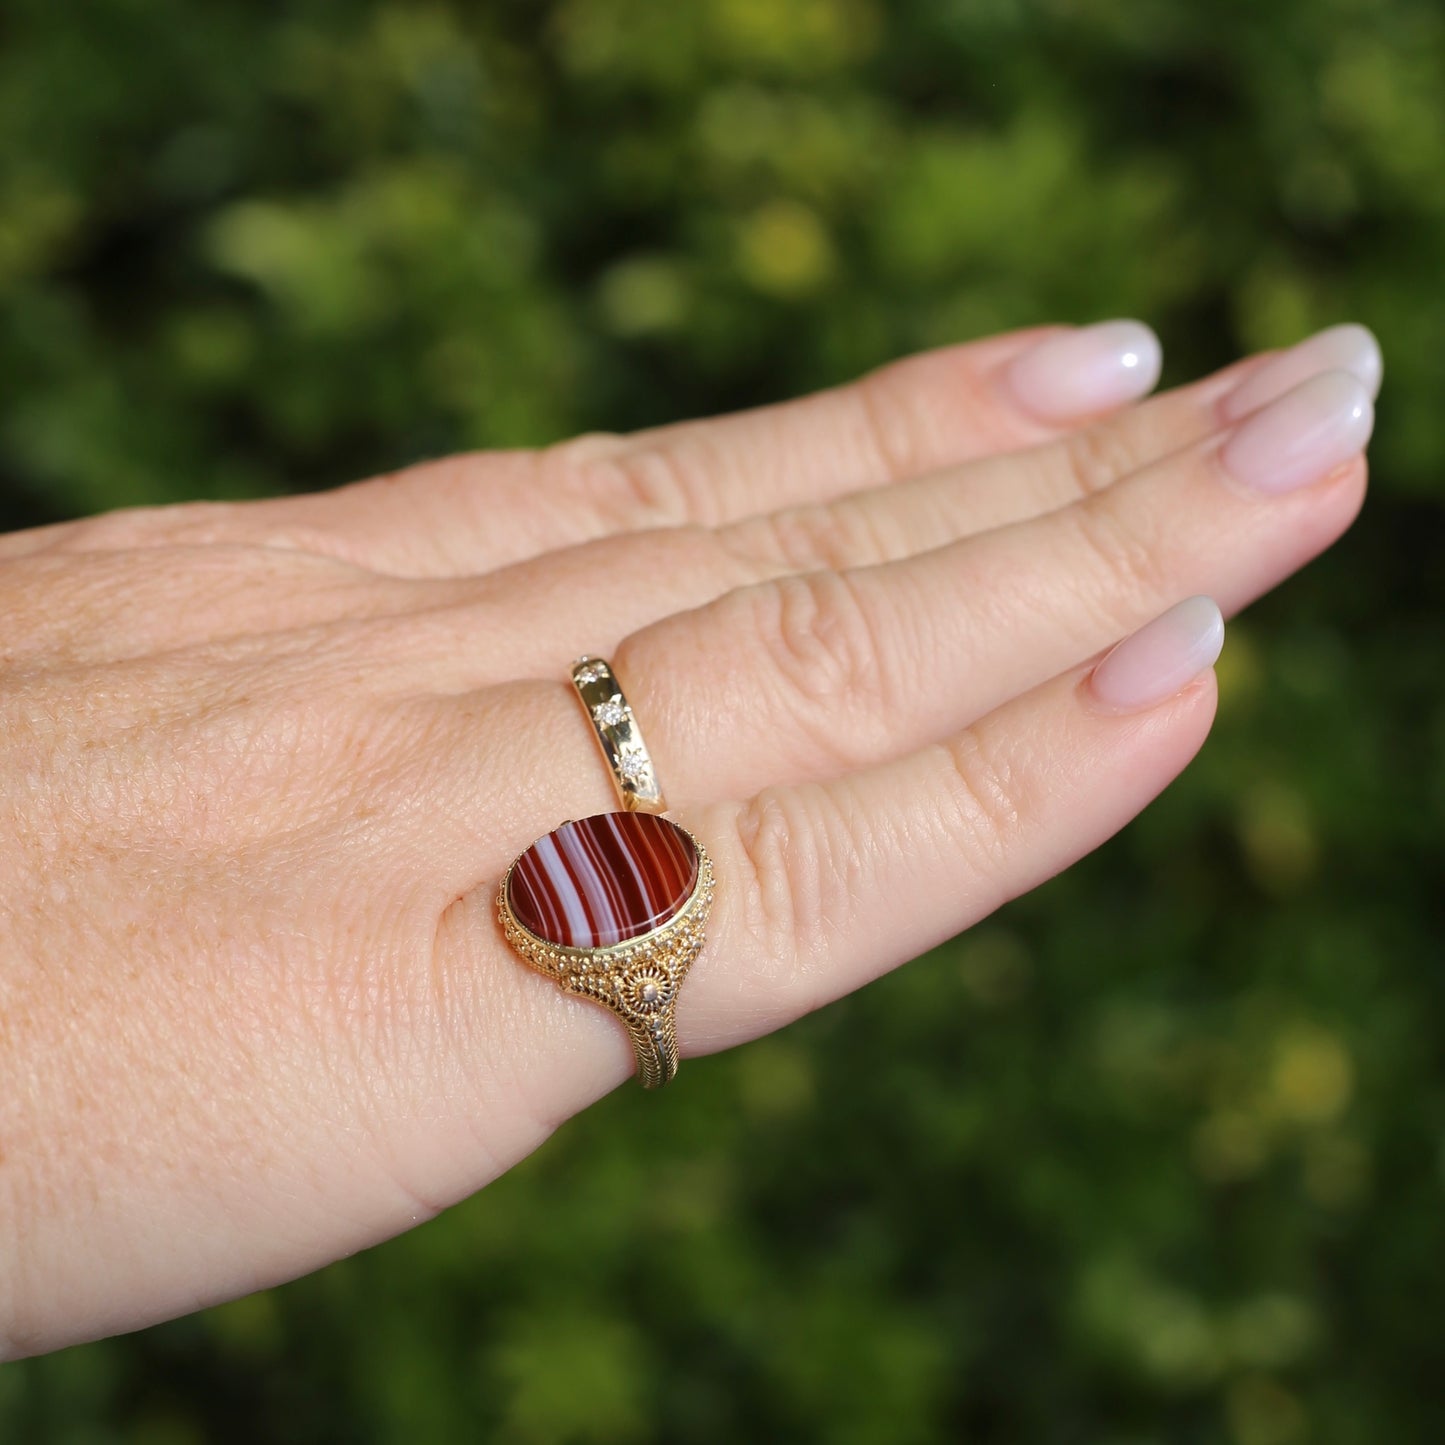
top-left (497, 833), bottom-right (714, 1089)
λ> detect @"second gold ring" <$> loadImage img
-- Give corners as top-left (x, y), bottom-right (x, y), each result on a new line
top-left (570, 655), bottom-right (666, 813)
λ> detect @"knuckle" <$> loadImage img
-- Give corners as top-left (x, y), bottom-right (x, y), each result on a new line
top-left (724, 498), bottom-right (898, 575)
top-left (540, 431), bottom-right (625, 473)
top-left (732, 791), bottom-right (800, 951)
top-left (853, 364), bottom-right (930, 482)
top-left (1058, 417), bottom-right (1150, 500)
top-left (1068, 493), bottom-right (1170, 621)
top-left (746, 570), bottom-right (886, 744)
top-left (939, 729), bottom-right (1028, 879)
top-left (547, 434), bottom-right (702, 533)
top-left (729, 787), bottom-right (858, 1010)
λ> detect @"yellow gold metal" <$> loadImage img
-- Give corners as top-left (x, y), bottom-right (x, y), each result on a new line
top-left (498, 835), bottom-right (714, 1089)
top-left (570, 656), bottom-right (666, 814)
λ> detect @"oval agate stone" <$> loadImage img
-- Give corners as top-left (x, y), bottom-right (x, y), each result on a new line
top-left (506, 812), bottom-right (700, 949)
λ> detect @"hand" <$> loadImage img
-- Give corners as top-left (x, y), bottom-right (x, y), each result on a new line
top-left (0, 319), bottom-right (1378, 1356)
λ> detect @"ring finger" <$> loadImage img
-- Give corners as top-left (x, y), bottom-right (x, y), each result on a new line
top-left (610, 370), bottom-right (1371, 798)
top-left (418, 600), bottom-right (1224, 1144)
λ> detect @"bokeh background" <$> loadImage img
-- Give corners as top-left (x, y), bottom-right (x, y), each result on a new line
top-left (2, 1), bottom-right (1442, 1441)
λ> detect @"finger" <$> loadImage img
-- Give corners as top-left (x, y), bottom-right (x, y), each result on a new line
top-left (187, 320), bottom-right (1371, 582)
top-left (542, 324), bottom-right (1378, 597)
top-left (577, 370), bottom-right (1368, 799)
top-left (339, 326), bottom-right (1378, 676)
top-left (227, 605), bottom-right (1216, 1289)
top-left (316, 322), bottom-right (1169, 574)
top-left (0, 323), bottom-right (1163, 574)
top-left (778, 321), bottom-right (1380, 544)
top-left (683, 598), bottom-right (1223, 1046)
top-left (381, 352), bottom-right (1258, 667)
top-left (424, 600), bottom-right (1222, 1138)
top-left (263, 322), bottom-right (1166, 579)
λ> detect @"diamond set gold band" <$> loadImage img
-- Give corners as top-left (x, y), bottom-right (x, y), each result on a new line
top-left (570, 655), bottom-right (666, 813)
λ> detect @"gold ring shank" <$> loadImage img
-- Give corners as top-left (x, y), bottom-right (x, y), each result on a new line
top-left (570, 656), bottom-right (666, 814)
top-left (497, 841), bottom-right (714, 1089)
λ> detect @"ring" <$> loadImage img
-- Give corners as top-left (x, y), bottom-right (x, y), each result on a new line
top-left (498, 813), bottom-right (713, 1088)
top-left (570, 655), bottom-right (666, 813)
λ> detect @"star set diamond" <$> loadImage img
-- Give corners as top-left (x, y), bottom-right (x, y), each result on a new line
top-left (592, 695), bottom-right (629, 728)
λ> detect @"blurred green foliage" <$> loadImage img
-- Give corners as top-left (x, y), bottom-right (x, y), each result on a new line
top-left (2, 0), bottom-right (1443, 1440)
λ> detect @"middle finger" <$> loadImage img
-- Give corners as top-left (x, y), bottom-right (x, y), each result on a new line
top-left (375, 334), bottom-right (1379, 684)
top-left (415, 369), bottom-right (1371, 810)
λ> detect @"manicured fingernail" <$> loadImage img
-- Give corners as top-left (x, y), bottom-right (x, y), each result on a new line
top-left (1006, 320), bottom-right (1162, 422)
top-left (1220, 370), bottom-right (1374, 496)
top-left (1090, 597), bottom-right (1225, 712)
top-left (1221, 322), bottom-right (1383, 422)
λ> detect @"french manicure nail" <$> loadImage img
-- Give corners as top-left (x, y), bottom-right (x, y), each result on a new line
top-left (1220, 370), bottom-right (1374, 496)
top-left (1090, 597), bottom-right (1225, 713)
top-left (1006, 320), bottom-right (1163, 423)
top-left (1221, 322), bottom-right (1383, 422)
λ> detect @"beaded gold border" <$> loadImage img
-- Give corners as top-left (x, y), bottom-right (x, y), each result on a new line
top-left (497, 829), bottom-right (714, 1089)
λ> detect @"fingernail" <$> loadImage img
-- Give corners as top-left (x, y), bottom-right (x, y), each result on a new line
top-left (1222, 322), bottom-right (1383, 422)
top-left (1090, 597), bottom-right (1225, 713)
top-left (1006, 320), bottom-right (1163, 422)
top-left (1220, 370), bottom-right (1374, 496)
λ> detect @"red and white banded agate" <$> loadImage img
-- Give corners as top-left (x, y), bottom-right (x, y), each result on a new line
top-left (506, 812), bottom-right (700, 949)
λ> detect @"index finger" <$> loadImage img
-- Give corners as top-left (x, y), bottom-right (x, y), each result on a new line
top-left (228, 321), bottom-right (1164, 576)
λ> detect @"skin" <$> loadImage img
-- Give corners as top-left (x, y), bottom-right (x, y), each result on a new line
top-left (0, 324), bottom-right (1369, 1357)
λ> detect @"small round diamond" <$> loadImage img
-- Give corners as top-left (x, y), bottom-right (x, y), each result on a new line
top-left (618, 752), bottom-right (651, 786)
top-left (574, 660), bottom-right (607, 685)
top-left (593, 696), bottom-right (628, 727)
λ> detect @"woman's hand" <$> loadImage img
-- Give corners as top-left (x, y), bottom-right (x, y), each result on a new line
top-left (0, 320), bottom-right (1378, 1356)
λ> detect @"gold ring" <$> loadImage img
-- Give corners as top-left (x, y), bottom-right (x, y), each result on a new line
top-left (498, 813), bottom-right (713, 1088)
top-left (570, 655), bottom-right (666, 813)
